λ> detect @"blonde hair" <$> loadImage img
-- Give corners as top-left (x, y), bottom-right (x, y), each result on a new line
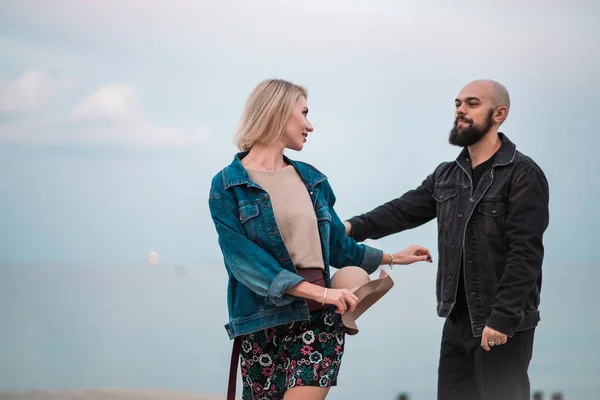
top-left (234, 79), bottom-right (308, 152)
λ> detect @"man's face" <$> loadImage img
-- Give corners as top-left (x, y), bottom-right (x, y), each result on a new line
top-left (449, 84), bottom-right (496, 147)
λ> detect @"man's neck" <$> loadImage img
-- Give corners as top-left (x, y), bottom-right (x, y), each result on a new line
top-left (467, 130), bottom-right (502, 168)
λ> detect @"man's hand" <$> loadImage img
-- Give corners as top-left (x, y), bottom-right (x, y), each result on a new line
top-left (343, 221), bottom-right (352, 236)
top-left (480, 326), bottom-right (508, 351)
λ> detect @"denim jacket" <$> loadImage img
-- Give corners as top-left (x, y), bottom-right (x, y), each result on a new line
top-left (208, 152), bottom-right (384, 339)
top-left (348, 133), bottom-right (550, 337)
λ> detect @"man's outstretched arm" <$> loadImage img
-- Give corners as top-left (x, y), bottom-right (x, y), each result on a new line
top-left (345, 173), bottom-right (438, 242)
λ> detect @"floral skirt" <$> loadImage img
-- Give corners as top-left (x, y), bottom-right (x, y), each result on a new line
top-left (238, 309), bottom-right (345, 400)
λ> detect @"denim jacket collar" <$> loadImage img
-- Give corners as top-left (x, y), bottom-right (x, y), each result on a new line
top-left (222, 152), bottom-right (327, 190)
top-left (455, 132), bottom-right (517, 172)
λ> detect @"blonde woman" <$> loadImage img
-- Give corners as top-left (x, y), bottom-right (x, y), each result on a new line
top-left (208, 79), bottom-right (432, 400)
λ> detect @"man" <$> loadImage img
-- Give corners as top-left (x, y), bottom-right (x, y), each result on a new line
top-left (345, 80), bottom-right (549, 400)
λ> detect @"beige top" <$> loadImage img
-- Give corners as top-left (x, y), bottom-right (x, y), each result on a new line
top-left (246, 165), bottom-right (324, 270)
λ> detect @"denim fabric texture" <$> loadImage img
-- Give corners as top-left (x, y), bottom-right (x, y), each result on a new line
top-left (209, 152), bottom-right (384, 339)
top-left (348, 133), bottom-right (550, 337)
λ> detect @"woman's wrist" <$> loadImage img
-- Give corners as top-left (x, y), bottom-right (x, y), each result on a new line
top-left (382, 253), bottom-right (397, 266)
top-left (285, 281), bottom-right (325, 302)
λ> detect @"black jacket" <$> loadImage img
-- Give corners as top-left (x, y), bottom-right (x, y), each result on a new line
top-left (348, 133), bottom-right (550, 337)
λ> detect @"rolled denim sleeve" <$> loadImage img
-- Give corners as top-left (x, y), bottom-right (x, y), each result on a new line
top-left (209, 193), bottom-right (303, 306)
top-left (267, 269), bottom-right (305, 304)
top-left (323, 180), bottom-right (384, 274)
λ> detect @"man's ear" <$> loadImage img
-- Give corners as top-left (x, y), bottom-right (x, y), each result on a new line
top-left (494, 106), bottom-right (509, 125)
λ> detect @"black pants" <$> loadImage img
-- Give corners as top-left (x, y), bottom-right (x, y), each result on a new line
top-left (438, 313), bottom-right (535, 400)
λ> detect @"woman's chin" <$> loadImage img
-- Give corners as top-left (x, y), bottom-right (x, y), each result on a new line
top-left (287, 142), bottom-right (304, 152)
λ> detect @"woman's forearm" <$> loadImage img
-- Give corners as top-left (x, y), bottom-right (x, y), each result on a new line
top-left (285, 281), bottom-right (325, 302)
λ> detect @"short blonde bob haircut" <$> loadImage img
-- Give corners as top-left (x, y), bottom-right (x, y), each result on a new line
top-left (234, 79), bottom-right (307, 152)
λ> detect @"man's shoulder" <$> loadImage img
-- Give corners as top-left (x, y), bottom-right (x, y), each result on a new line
top-left (501, 133), bottom-right (546, 176)
top-left (513, 150), bottom-right (543, 169)
top-left (431, 160), bottom-right (460, 180)
top-left (434, 160), bottom-right (457, 172)
top-left (511, 150), bottom-right (547, 181)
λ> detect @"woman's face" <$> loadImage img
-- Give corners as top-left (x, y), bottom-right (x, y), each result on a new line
top-left (281, 96), bottom-right (313, 151)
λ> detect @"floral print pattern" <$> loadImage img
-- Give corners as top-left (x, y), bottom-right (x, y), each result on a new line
top-left (239, 309), bottom-right (345, 399)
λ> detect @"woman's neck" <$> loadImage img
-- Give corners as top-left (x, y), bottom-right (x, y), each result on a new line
top-left (244, 144), bottom-right (287, 171)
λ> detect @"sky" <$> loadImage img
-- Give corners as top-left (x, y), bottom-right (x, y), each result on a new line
top-left (0, 0), bottom-right (599, 399)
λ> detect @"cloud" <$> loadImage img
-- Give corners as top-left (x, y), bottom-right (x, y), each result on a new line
top-left (5, 0), bottom-right (597, 75)
top-left (0, 80), bottom-right (211, 146)
top-left (71, 121), bottom-right (211, 146)
top-left (71, 84), bottom-right (142, 122)
top-left (1, 1), bottom-right (597, 144)
top-left (67, 84), bottom-right (210, 146)
top-left (0, 116), bottom-right (211, 147)
top-left (0, 70), bottom-right (75, 112)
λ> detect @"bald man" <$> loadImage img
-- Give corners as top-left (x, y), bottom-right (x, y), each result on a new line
top-left (345, 80), bottom-right (549, 400)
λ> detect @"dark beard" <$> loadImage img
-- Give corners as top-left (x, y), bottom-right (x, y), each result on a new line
top-left (449, 109), bottom-right (494, 147)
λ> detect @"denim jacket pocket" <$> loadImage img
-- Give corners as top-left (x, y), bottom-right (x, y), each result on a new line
top-left (432, 186), bottom-right (458, 203)
top-left (432, 187), bottom-right (458, 223)
top-left (477, 200), bottom-right (508, 217)
top-left (477, 199), bottom-right (508, 237)
top-left (238, 203), bottom-right (261, 240)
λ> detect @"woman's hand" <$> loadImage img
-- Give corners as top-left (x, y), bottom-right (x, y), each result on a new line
top-left (392, 245), bottom-right (433, 265)
top-left (322, 288), bottom-right (359, 315)
top-left (285, 282), bottom-right (358, 315)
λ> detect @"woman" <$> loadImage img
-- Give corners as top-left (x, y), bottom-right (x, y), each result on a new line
top-left (208, 79), bottom-right (432, 400)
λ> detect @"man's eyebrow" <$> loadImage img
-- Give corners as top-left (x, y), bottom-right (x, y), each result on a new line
top-left (455, 96), bottom-right (481, 103)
